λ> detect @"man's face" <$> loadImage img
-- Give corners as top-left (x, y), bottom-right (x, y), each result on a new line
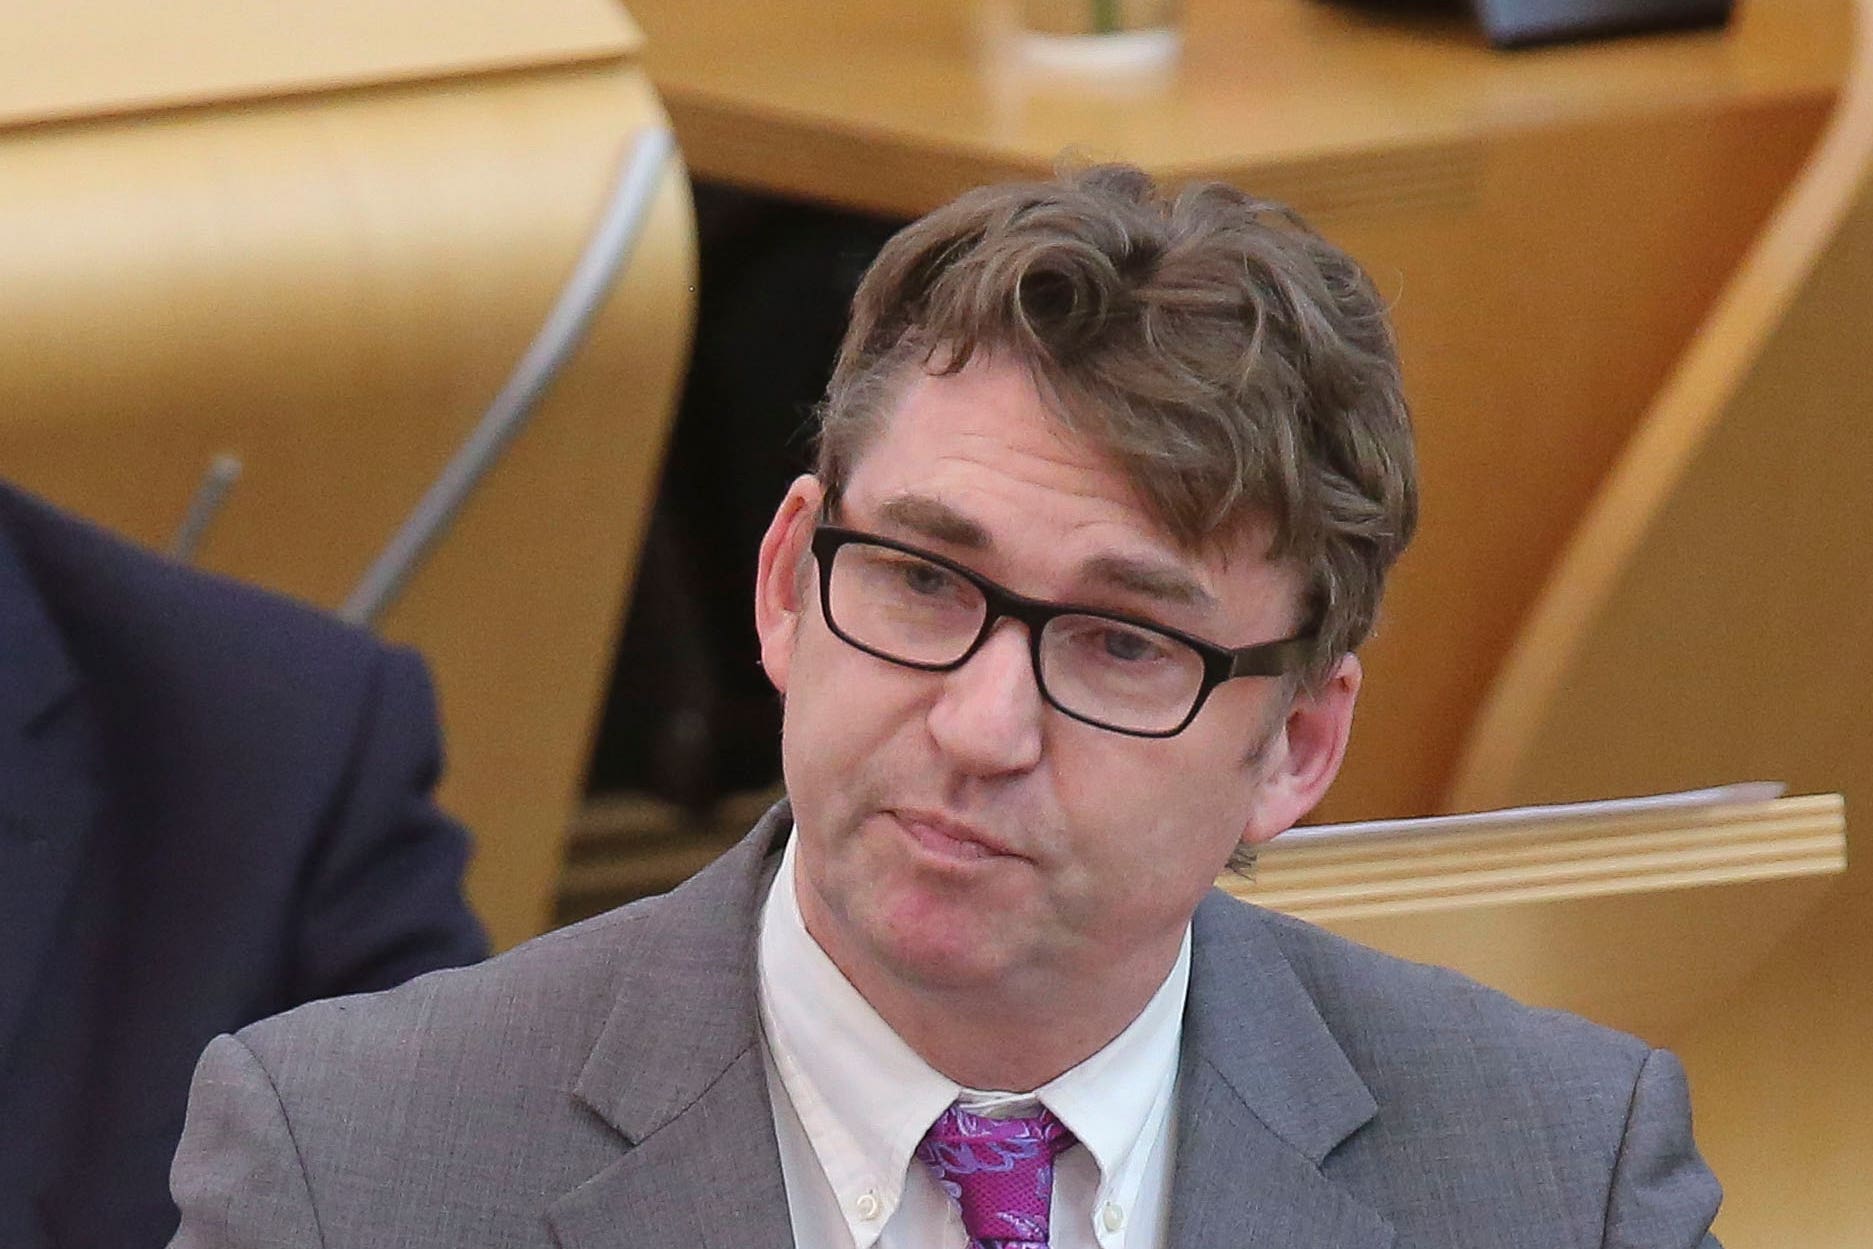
top-left (755, 354), bottom-right (1359, 1012)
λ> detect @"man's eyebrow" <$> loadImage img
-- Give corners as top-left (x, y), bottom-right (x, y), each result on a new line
top-left (1080, 554), bottom-right (1215, 610)
top-left (876, 496), bottom-right (991, 548)
top-left (875, 493), bottom-right (1215, 610)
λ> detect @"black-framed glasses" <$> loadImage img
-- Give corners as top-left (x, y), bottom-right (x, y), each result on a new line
top-left (809, 525), bottom-right (1312, 738)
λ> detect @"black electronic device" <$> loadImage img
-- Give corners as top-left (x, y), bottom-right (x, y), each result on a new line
top-left (1471, 0), bottom-right (1733, 47)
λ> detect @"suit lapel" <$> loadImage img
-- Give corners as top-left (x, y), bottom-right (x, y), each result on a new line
top-left (1169, 893), bottom-right (1394, 1249)
top-left (549, 1047), bottom-right (795, 1249)
top-left (0, 516), bottom-right (96, 1069)
top-left (548, 804), bottom-right (797, 1249)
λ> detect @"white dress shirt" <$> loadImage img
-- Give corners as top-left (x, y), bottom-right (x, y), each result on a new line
top-left (757, 831), bottom-right (1188, 1249)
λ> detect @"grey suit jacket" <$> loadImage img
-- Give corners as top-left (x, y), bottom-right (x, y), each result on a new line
top-left (169, 804), bottom-right (1720, 1248)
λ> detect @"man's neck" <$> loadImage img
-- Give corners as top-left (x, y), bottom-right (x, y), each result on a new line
top-left (800, 905), bottom-right (1187, 1092)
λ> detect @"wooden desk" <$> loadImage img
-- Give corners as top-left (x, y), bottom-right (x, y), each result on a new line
top-left (625, 0), bottom-right (1850, 819)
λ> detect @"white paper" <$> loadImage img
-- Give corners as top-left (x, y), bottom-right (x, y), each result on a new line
top-left (1280, 782), bottom-right (1788, 845)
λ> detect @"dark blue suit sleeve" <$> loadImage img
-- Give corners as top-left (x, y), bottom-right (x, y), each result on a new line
top-left (287, 643), bottom-right (487, 1002)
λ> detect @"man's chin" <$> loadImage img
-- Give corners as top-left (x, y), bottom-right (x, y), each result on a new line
top-left (859, 901), bottom-right (1033, 993)
top-left (877, 939), bottom-right (1018, 995)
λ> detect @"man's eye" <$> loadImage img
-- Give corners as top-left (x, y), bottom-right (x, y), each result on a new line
top-left (899, 561), bottom-right (958, 596)
top-left (867, 554), bottom-right (971, 605)
top-left (1064, 621), bottom-right (1171, 665)
top-left (1100, 628), bottom-right (1166, 663)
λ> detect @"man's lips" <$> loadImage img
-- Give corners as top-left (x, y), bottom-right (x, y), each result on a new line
top-left (888, 809), bottom-right (1023, 862)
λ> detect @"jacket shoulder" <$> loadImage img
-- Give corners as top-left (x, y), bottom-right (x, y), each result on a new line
top-left (0, 482), bottom-right (436, 815)
top-left (1244, 898), bottom-right (1648, 1074)
top-left (1228, 898), bottom-right (1718, 1243)
top-left (223, 892), bottom-right (713, 1224)
top-left (1202, 891), bottom-right (1655, 1174)
top-left (1, 481), bottom-right (390, 686)
top-left (237, 893), bottom-right (675, 1105)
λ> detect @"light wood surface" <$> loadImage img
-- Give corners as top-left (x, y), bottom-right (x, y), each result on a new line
top-left (1240, 794), bottom-right (1844, 1040)
top-left (632, 0), bottom-right (1845, 218)
top-left (0, 12), bottom-right (697, 952)
top-left (1, 0), bottom-right (638, 129)
top-left (1448, 0), bottom-right (1873, 1234)
top-left (625, 0), bottom-right (1849, 821)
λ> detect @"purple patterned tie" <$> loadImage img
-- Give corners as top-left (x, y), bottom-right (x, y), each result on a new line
top-left (915, 1103), bottom-right (1078, 1249)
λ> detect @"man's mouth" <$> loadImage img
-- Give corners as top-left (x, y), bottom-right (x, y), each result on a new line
top-left (888, 809), bottom-right (1022, 862)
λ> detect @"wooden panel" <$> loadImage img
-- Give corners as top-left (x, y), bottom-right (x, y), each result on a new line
top-left (1449, 0), bottom-right (1873, 1234)
top-left (1316, 97), bottom-right (1827, 820)
top-left (0, 0), bottom-right (639, 130)
top-left (0, 62), bottom-right (697, 951)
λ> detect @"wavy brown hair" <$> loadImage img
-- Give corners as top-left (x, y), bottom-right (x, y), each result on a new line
top-left (816, 164), bottom-right (1417, 687)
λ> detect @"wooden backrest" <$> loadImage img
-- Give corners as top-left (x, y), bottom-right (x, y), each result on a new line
top-left (0, 3), bottom-right (697, 951)
top-left (1449, 0), bottom-right (1873, 1237)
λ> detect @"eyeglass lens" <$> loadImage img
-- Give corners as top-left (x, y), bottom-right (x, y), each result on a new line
top-left (824, 539), bottom-right (1208, 734)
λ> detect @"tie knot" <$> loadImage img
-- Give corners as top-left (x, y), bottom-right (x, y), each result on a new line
top-left (915, 1103), bottom-right (1077, 1248)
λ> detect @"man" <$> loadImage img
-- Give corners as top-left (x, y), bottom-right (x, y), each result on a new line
top-left (169, 166), bottom-right (1721, 1248)
top-left (0, 480), bottom-right (487, 1249)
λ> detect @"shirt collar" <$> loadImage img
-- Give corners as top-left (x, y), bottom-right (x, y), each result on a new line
top-left (757, 828), bottom-right (1190, 1237)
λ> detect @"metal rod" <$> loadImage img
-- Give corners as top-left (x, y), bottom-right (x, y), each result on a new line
top-left (341, 126), bottom-right (677, 626)
top-left (171, 453), bottom-right (244, 563)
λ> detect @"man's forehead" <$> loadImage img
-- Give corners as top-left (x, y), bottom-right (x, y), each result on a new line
top-left (847, 361), bottom-right (1137, 511)
top-left (835, 356), bottom-right (1299, 604)
top-left (859, 480), bottom-right (1284, 569)
top-left (861, 491), bottom-right (1267, 614)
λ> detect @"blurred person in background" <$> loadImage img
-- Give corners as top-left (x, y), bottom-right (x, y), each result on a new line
top-left (0, 479), bottom-right (487, 1249)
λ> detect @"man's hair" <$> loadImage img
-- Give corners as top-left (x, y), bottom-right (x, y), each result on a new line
top-left (816, 164), bottom-right (1418, 687)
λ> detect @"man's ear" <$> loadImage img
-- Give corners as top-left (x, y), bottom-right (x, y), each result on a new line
top-left (753, 475), bottom-right (826, 695)
top-left (1240, 653), bottom-right (1362, 848)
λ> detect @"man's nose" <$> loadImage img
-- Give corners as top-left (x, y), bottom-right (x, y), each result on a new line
top-left (925, 618), bottom-right (1045, 775)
